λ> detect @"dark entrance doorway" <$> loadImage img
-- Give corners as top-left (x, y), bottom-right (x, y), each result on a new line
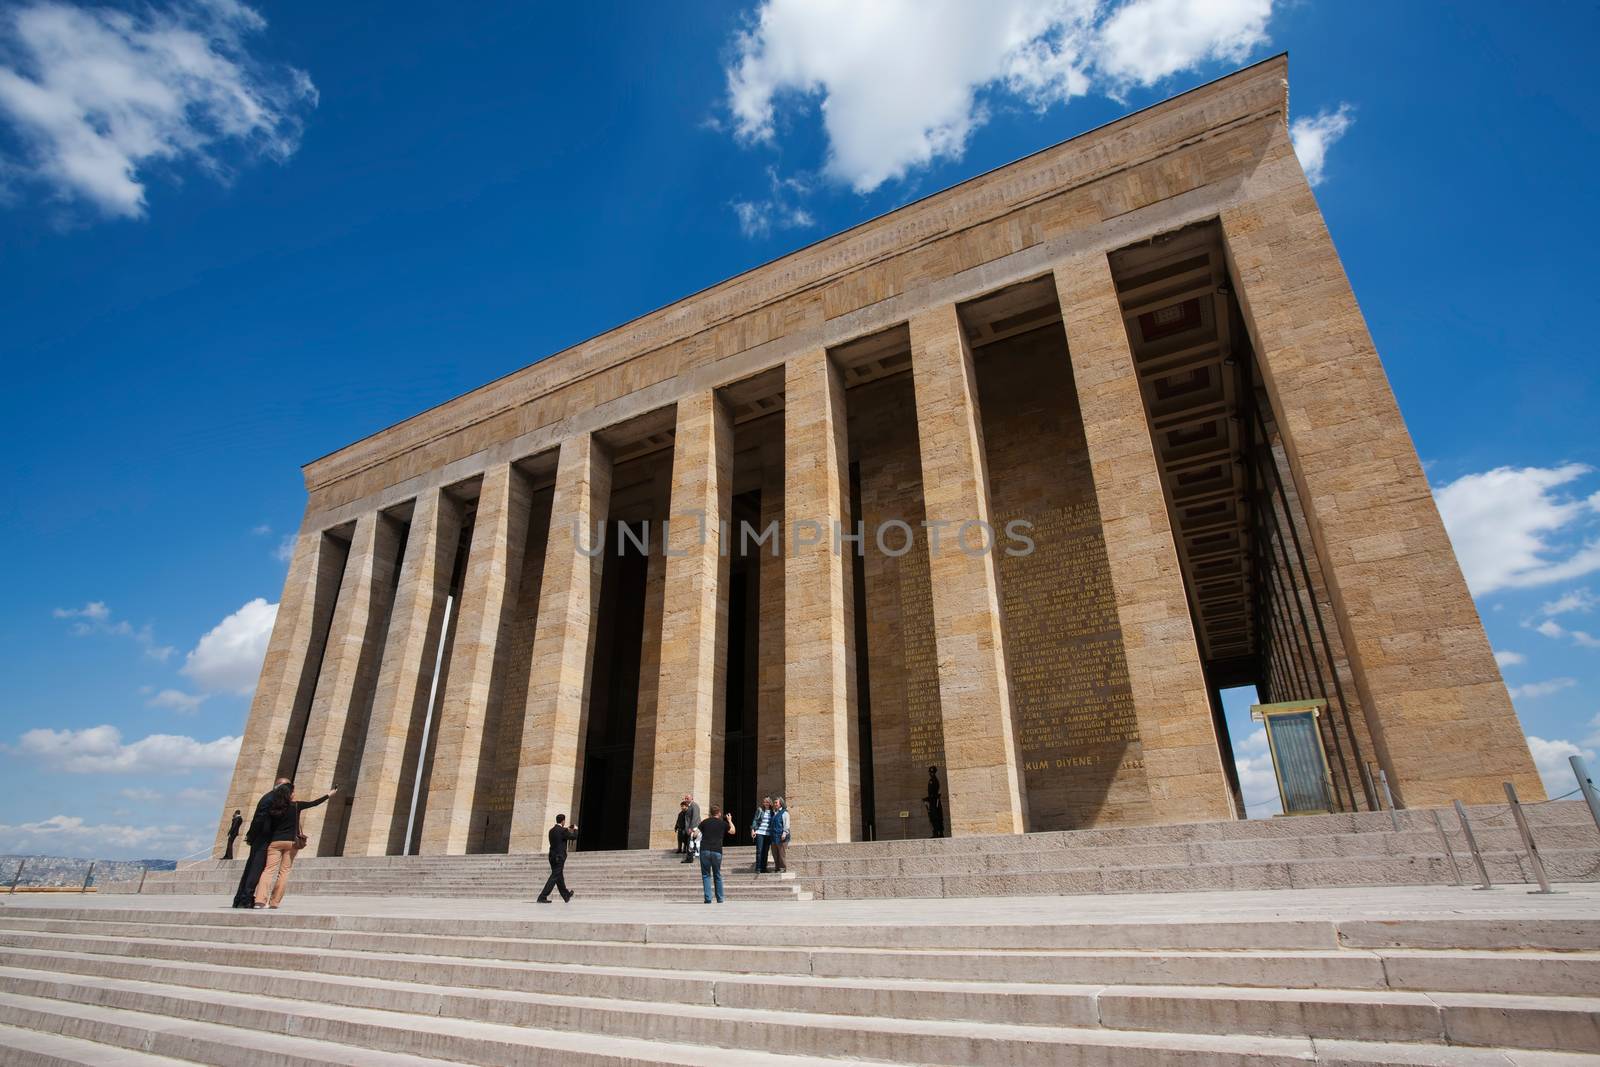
top-left (721, 491), bottom-right (762, 846)
top-left (576, 521), bottom-right (649, 850)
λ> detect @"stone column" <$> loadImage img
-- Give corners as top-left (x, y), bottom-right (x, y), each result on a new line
top-left (756, 434), bottom-right (786, 801)
top-left (648, 389), bottom-right (732, 846)
top-left (420, 464), bottom-right (532, 853)
top-left (1221, 127), bottom-right (1542, 805)
top-left (509, 434), bottom-right (613, 851)
top-left (907, 305), bottom-right (1027, 836)
top-left (627, 510), bottom-right (668, 848)
top-left (343, 489), bottom-right (462, 856)
top-left (294, 512), bottom-right (404, 854)
top-left (1053, 255), bottom-right (1237, 823)
top-left (783, 349), bottom-right (856, 842)
top-left (213, 522), bottom-right (347, 855)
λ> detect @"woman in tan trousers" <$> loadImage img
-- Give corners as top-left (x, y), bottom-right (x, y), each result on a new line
top-left (254, 782), bottom-right (336, 909)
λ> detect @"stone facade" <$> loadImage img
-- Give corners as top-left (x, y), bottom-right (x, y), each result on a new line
top-left (216, 56), bottom-right (1541, 856)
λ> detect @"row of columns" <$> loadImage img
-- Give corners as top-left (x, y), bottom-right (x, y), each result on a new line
top-left (220, 250), bottom-right (1254, 857)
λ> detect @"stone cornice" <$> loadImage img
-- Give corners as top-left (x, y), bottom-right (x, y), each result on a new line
top-left (302, 54), bottom-right (1288, 495)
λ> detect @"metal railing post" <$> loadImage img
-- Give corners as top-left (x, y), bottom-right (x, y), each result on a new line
top-left (1430, 809), bottom-right (1462, 885)
top-left (1454, 800), bottom-right (1493, 890)
top-left (1378, 769), bottom-right (1400, 831)
top-left (1504, 782), bottom-right (1554, 894)
top-left (1571, 754), bottom-right (1600, 837)
top-left (137, 867), bottom-right (148, 895)
top-left (7, 858), bottom-right (25, 894)
top-left (80, 862), bottom-right (96, 893)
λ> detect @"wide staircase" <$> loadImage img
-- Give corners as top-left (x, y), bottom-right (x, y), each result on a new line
top-left (117, 846), bottom-right (808, 902)
top-left (115, 801), bottom-right (1600, 902)
top-left (0, 891), bottom-right (1598, 1064)
top-left (793, 800), bottom-right (1600, 899)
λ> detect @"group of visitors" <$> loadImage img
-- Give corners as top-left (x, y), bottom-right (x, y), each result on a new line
top-left (670, 792), bottom-right (790, 903)
top-left (750, 795), bottom-right (789, 873)
top-left (228, 778), bottom-right (337, 909)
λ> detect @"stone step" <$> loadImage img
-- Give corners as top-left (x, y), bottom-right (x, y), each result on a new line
top-left (0, 1021), bottom-right (193, 1067)
top-left (11, 905), bottom-right (1597, 953)
top-left (794, 801), bottom-right (1599, 857)
top-left (4, 944), bottom-right (1598, 1058)
top-left (5, 922), bottom-right (1599, 999)
top-left (0, 987), bottom-right (847, 1067)
top-left (804, 849), bottom-right (1600, 899)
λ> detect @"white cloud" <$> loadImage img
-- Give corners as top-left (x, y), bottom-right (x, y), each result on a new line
top-left (1231, 727), bottom-right (1283, 818)
top-left (1507, 677), bottom-right (1577, 701)
top-left (119, 787), bottom-right (161, 802)
top-left (11, 724), bottom-right (240, 774)
top-left (51, 599), bottom-right (175, 661)
top-left (274, 535), bottom-right (296, 564)
top-left (180, 597), bottom-right (277, 695)
top-left (1434, 464), bottom-right (1600, 596)
top-left (0, 0), bottom-right (316, 219)
top-left (1535, 618), bottom-right (1600, 651)
top-left (724, 0), bottom-right (1274, 195)
top-left (1493, 649), bottom-right (1526, 669)
top-left (0, 813), bottom-right (206, 859)
top-left (732, 167), bottom-right (816, 237)
top-left (146, 687), bottom-right (206, 713)
top-left (250, 523), bottom-right (273, 537)
top-left (1095, 0), bottom-right (1272, 88)
top-left (53, 601), bottom-right (109, 621)
top-left (1290, 104), bottom-right (1354, 187)
top-left (1525, 735), bottom-right (1595, 798)
top-left (1541, 588), bottom-right (1598, 617)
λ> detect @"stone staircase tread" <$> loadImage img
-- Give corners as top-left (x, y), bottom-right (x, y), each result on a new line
top-left (7, 943), bottom-right (1600, 1048)
top-left (0, 963), bottom-right (1344, 1060)
top-left (0, 988), bottom-right (860, 1066)
top-left (0, 990), bottom-right (458, 1066)
top-left (0, 1020), bottom-right (200, 1067)
top-left (0, 936), bottom-right (1406, 999)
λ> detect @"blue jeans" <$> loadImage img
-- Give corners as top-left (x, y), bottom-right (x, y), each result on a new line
top-left (700, 850), bottom-right (724, 902)
top-left (755, 834), bottom-right (771, 872)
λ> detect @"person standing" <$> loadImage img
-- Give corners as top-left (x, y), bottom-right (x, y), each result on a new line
top-left (696, 806), bottom-right (735, 903)
top-left (223, 810), bottom-right (243, 860)
top-left (751, 796), bottom-right (774, 873)
top-left (769, 796), bottom-right (789, 873)
top-left (254, 782), bottom-right (336, 909)
top-left (536, 814), bottom-right (579, 903)
top-left (679, 795), bottom-right (701, 864)
top-left (231, 777), bottom-right (288, 908)
top-left (673, 801), bottom-right (691, 855)
top-left (924, 766), bottom-right (946, 839)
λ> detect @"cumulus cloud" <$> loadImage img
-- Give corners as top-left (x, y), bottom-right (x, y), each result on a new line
top-left (1289, 104), bottom-right (1353, 186)
top-left (180, 597), bottom-right (277, 695)
top-left (732, 166), bottom-right (816, 237)
top-left (1535, 618), bottom-right (1600, 651)
top-left (1541, 588), bottom-right (1598, 617)
top-left (51, 600), bottom-right (175, 661)
top-left (274, 535), bottom-right (296, 564)
top-left (724, 0), bottom-right (1274, 195)
top-left (1507, 678), bottom-right (1577, 701)
top-left (1525, 735), bottom-right (1596, 797)
top-left (1434, 464), bottom-right (1600, 596)
top-left (1231, 727), bottom-right (1283, 818)
top-left (0, 0), bottom-right (317, 219)
top-left (146, 687), bottom-right (206, 713)
top-left (0, 813), bottom-right (206, 859)
top-left (11, 724), bottom-right (240, 774)
top-left (1493, 650), bottom-right (1527, 669)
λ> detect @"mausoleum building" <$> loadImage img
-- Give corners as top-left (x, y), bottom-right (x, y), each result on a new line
top-left (216, 56), bottom-right (1542, 857)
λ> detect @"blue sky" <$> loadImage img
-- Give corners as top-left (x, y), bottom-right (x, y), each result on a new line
top-left (2, 1), bottom-right (1598, 858)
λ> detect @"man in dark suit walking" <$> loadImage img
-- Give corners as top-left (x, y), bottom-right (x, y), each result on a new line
top-left (536, 814), bottom-right (578, 903)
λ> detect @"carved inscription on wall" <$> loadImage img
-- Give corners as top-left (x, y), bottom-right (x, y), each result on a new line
top-left (978, 326), bottom-right (1153, 830)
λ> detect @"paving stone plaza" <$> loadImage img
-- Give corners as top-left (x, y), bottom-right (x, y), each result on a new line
top-left (5, 57), bottom-right (1596, 1065)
